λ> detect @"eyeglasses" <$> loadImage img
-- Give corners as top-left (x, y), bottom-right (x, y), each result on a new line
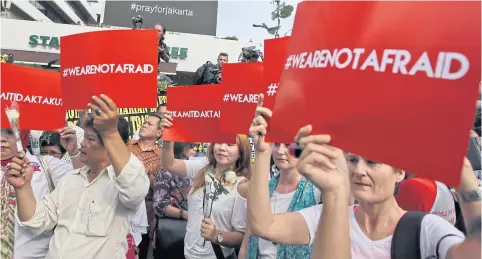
top-left (40, 151), bottom-right (62, 157)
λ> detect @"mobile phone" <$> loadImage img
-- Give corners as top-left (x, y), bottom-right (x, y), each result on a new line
top-left (467, 135), bottom-right (481, 170)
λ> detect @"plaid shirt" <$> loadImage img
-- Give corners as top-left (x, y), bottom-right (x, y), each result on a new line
top-left (127, 140), bottom-right (161, 224)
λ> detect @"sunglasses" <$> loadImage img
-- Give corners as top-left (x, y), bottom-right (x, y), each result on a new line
top-left (274, 143), bottom-right (303, 158)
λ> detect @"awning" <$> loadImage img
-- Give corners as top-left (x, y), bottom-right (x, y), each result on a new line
top-left (1, 49), bottom-right (179, 74)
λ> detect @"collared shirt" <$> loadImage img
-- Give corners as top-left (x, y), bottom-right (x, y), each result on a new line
top-left (127, 140), bottom-right (161, 223)
top-left (17, 154), bottom-right (149, 259)
top-left (14, 155), bottom-right (73, 259)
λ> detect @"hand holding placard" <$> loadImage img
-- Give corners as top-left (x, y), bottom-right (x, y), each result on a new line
top-left (249, 94), bottom-right (271, 153)
top-left (294, 125), bottom-right (349, 193)
top-left (269, 1), bottom-right (481, 186)
top-left (59, 127), bottom-right (79, 155)
top-left (88, 95), bottom-right (120, 138)
top-left (160, 111), bottom-right (174, 129)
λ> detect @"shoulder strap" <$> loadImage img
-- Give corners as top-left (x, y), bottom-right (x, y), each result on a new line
top-left (268, 174), bottom-right (280, 197)
top-left (391, 211), bottom-right (426, 259)
top-left (173, 176), bottom-right (187, 203)
top-left (37, 155), bottom-right (55, 193)
top-left (211, 243), bottom-right (225, 259)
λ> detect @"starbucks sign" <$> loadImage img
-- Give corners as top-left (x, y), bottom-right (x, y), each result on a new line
top-left (28, 35), bottom-right (60, 49)
top-left (27, 34), bottom-right (188, 60)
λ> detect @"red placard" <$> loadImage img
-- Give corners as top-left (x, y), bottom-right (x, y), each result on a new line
top-left (163, 85), bottom-right (237, 144)
top-left (268, 1), bottom-right (481, 186)
top-left (219, 62), bottom-right (264, 134)
top-left (1, 63), bottom-right (65, 131)
top-left (262, 37), bottom-right (290, 111)
top-left (61, 30), bottom-right (158, 109)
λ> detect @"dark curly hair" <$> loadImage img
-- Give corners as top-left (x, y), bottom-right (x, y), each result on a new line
top-left (39, 132), bottom-right (66, 155)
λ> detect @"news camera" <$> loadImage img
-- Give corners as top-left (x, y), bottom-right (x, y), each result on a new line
top-left (132, 15), bottom-right (143, 30)
top-left (194, 61), bottom-right (221, 85)
top-left (239, 48), bottom-right (264, 63)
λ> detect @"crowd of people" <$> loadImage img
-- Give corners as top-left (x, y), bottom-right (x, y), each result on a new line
top-left (1, 19), bottom-right (481, 259)
top-left (1, 91), bottom-right (481, 259)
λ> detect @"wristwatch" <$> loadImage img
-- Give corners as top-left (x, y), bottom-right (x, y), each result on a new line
top-left (216, 232), bottom-right (224, 244)
top-left (455, 186), bottom-right (482, 203)
top-left (179, 209), bottom-right (184, 219)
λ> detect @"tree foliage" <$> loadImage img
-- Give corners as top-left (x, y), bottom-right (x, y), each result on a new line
top-left (222, 36), bottom-right (239, 41)
top-left (256, 0), bottom-right (294, 38)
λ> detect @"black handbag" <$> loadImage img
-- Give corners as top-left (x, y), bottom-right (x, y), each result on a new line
top-left (156, 178), bottom-right (188, 250)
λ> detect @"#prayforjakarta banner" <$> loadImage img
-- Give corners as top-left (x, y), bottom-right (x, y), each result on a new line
top-left (268, 1), bottom-right (481, 186)
top-left (103, 1), bottom-right (218, 36)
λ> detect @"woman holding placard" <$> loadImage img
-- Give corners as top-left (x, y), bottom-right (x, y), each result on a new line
top-left (238, 141), bottom-right (323, 259)
top-left (247, 94), bottom-right (481, 259)
top-left (160, 113), bottom-right (251, 259)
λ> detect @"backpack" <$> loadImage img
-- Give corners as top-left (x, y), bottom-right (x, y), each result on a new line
top-left (391, 211), bottom-right (426, 259)
top-left (194, 61), bottom-right (213, 85)
top-left (391, 211), bottom-right (460, 259)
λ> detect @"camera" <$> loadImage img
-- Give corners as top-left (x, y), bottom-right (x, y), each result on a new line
top-left (194, 61), bottom-right (222, 85)
top-left (240, 48), bottom-right (264, 63)
top-left (210, 67), bottom-right (222, 84)
top-left (132, 15), bottom-right (143, 30)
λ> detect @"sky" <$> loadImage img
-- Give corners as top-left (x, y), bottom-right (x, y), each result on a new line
top-left (216, 0), bottom-right (301, 43)
top-left (97, 0), bottom-right (301, 44)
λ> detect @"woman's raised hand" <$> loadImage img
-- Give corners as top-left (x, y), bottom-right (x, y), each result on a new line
top-left (295, 125), bottom-right (349, 194)
top-left (249, 94), bottom-right (271, 152)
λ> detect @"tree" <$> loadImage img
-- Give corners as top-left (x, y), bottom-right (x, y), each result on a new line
top-left (222, 36), bottom-right (239, 41)
top-left (253, 0), bottom-right (294, 38)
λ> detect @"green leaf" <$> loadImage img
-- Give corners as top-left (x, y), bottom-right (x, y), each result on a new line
top-left (260, 23), bottom-right (269, 29)
top-left (280, 5), bottom-right (294, 18)
top-left (267, 26), bottom-right (281, 35)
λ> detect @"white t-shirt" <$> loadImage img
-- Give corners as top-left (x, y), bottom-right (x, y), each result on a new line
top-left (257, 188), bottom-right (322, 259)
top-left (130, 200), bottom-right (149, 246)
top-left (14, 154), bottom-right (73, 259)
top-left (183, 158), bottom-right (247, 259)
top-left (298, 205), bottom-right (465, 259)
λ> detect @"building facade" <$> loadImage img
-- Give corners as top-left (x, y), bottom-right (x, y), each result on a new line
top-left (1, 0), bottom-right (101, 25)
top-left (0, 18), bottom-right (259, 84)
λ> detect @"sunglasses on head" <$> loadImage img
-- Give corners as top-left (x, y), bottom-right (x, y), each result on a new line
top-left (274, 143), bottom-right (303, 158)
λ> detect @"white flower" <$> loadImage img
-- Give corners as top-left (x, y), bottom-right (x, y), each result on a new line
top-left (205, 173), bottom-right (214, 185)
top-left (5, 109), bottom-right (19, 121)
top-left (225, 171), bottom-right (237, 185)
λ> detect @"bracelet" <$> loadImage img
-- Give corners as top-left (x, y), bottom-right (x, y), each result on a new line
top-left (69, 150), bottom-right (81, 159)
top-left (455, 186), bottom-right (482, 203)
